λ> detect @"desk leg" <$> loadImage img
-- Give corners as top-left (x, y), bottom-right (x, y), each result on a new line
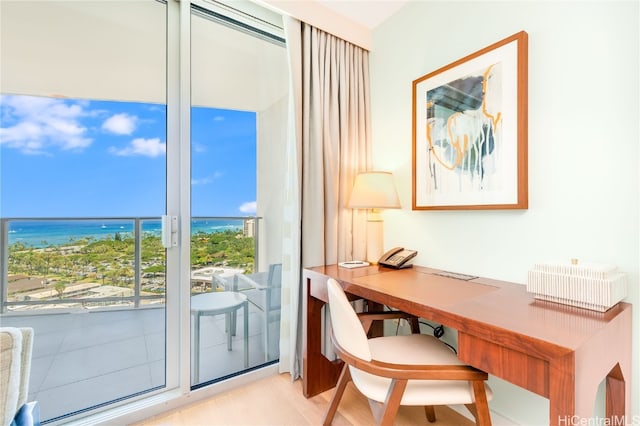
top-left (606, 364), bottom-right (626, 421)
top-left (605, 307), bottom-right (632, 424)
top-left (552, 306), bottom-right (632, 425)
top-left (594, 307), bottom-right (631, 424)
top-left (366, 301), bottom-right (384, 337)
top-left (548, 354), bottom-right (575, 424)
top-left (303, 276), bottom-right (342, 398)
top-left (549, 349), bottom-right (631, 424)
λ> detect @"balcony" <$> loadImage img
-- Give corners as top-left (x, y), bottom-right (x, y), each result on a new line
top-left (0, 217), bottom-right (279, 423)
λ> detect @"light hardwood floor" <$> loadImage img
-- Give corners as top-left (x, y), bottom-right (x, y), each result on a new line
top-left (134, 373), bottom-right (475, 425)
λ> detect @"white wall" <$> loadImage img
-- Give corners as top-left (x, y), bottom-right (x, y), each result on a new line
top-left (370, 1), bottom-right (639, 424)
top-left (257, 95), bottom-right (288, 271)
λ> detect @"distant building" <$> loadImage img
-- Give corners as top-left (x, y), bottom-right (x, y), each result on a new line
top-left (243, 219), bottom-right (254, 238)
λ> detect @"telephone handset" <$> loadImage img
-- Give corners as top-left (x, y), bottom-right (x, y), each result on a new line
top-left (378, 247), bottom-right (417, 269)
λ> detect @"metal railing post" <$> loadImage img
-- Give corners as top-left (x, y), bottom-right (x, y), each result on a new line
top-left (134, 218), bottom-right (142, 308)
top-left (253, 216), bottom-right (260, 273)
top-left (0, 219), bottom-right (8, 314)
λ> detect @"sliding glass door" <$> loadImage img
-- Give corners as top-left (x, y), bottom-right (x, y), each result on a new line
top-left (0, 1), bottom-right (168, 421)
top-left (189, 2), bottom-right (288, 387)
top-left (1, 0), bottom-right (290, 420)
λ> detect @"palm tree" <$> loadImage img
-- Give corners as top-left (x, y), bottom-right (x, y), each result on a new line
top-left (54, 281), bottom-right (67, 299)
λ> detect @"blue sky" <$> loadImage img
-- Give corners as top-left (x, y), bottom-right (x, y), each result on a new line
top-left (0, 94), bottom-right (256, 218)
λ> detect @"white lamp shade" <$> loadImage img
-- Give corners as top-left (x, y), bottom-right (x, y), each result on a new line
top-left (348, 172), bottom-right (401, 209)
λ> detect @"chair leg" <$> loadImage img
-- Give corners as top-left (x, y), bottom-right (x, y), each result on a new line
top-left (424, 405), bottom-right (436, 422)
top-left (465, 404), bottom-right (478, 421)
top-left (323, 364), bottom-right (352, 426)
top-left (375, 379), bottom-right (407, 426)
top-left (467, 380), bottom-right (492, 426)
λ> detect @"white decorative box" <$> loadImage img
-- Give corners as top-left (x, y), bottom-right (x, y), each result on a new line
top-left (526, 260), bottom-right (627, 312)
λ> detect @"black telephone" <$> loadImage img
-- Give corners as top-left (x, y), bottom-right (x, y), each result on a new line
top-left (378, 247), bottom-right (417, 269)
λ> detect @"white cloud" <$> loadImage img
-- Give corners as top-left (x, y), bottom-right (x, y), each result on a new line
top-left (239, 201), bottom-right (256, 214)
top-left (191, 171), bottom-right (223, 185)
top-left (109, 138), bottom-right (165, 157)
top-left (102, 113), bottom-right (137, 135)
top-left (0, 95), bottom-right (91, 154)
top-left (191, 176), bottom-right (214, 185)
top-left (192, 143), bottom-right (207, 153)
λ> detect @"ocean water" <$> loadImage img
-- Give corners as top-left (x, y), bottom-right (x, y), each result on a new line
top-left (7, 218), bottom-right (244, 248)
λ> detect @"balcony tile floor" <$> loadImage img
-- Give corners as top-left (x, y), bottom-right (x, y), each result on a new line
top-left (0, 302), bottom-right (277, 422)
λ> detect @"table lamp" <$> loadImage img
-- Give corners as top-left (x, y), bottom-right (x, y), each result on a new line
top-left (348, 171), bottom-right (401, 264)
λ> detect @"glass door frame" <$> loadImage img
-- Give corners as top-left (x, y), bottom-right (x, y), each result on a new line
top-left (175, 0), bottom-right (193, 395)
top-left (164, 0), bottom-right (186, 394)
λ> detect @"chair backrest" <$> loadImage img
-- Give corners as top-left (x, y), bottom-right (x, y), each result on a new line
top-left (267, 263), bottom-right (282, 285)
top-left (266, 263), bottom-right (282, 311)
top-left (326, 278), bottom-right (371, 361)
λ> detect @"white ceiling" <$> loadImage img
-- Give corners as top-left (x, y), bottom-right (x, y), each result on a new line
top-left (315, 0), bottom-right (409, 29)
top-left (0, 1), bottom-right (289, 111)
top-left (0, 0), bottom-right (405, 108)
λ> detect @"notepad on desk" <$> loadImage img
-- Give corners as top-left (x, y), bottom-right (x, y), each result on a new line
top-left (338, 261), bottom-right (370, 269)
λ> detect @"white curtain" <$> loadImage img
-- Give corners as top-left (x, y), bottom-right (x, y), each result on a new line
top-left (278, 17), bottom-right (371, 378)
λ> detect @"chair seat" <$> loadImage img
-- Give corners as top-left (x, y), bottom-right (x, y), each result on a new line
top-left (350, 334), bottom-right (493, 406)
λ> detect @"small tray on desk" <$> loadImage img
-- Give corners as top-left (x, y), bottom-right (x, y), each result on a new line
top-left (433, 270), bottom-right (478, 281)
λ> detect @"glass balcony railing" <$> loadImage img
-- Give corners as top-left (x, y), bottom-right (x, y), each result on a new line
top-left (0, 216), bottom-right (278, 422)
top-left (0, 216), bottom-right (260, 313)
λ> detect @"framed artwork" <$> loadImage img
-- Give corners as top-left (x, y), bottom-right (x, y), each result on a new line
top-left (412, 31), bottom-right (528, 210)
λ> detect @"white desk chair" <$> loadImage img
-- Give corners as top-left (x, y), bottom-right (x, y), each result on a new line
top-left (324, 278), bottom-right (493, 426)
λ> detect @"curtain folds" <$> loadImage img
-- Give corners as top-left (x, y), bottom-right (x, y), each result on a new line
top-left (278, 17), bottom-right (371, 379)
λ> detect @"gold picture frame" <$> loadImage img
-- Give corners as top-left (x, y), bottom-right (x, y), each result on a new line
top-left (412, 31), bottom-right (528, 210)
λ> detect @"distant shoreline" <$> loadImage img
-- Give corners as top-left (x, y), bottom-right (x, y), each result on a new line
top-left (8, 218), bottom-right (244, 248)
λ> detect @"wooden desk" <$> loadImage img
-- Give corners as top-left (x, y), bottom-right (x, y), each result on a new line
top-left (303, 265), bottom-right (632, 425)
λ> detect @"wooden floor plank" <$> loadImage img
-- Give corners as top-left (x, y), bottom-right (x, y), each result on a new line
top-left (134, 373), bottom-right (475, 425)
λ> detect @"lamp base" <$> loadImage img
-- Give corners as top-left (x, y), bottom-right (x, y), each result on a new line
top-left (366, 219), bottom-right (383, 264)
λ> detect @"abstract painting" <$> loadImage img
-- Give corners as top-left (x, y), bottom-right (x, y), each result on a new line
top-left (412, 31), bottom-right (528, 210)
